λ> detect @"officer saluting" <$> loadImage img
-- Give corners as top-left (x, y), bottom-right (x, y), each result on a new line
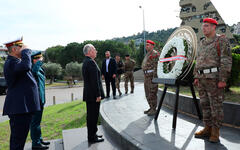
top-left (194, 18), bottom-right (232, 143)
top-left (30, 51), bottom-right (50, 149)
top-left (3, 37), bottom-right (41, 150)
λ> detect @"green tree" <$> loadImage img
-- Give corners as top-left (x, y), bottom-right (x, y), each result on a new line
top-left (233, 34), bottom-right (240, 44)
top-left (45, 45), bottom-right (64, 63)
top-left (65, 62), bottom-right (82, 78)
top-left (59, 42), bottom-right (84, 67)
top-left (128, 40), bottom-right (136, 56)
top-left (232, 45), bottom-right (240, 54)
top-left (135, 43), bottom-right (145, 67)
top-left (42, 62), bottom-right (62, 84)
top-left (65, 62), bottom-right (83, 87)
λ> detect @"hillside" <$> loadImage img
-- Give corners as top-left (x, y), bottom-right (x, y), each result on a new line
top-left (112, 28), bottom-right (177, 44)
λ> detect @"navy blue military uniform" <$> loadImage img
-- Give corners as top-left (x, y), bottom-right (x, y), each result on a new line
top-left (3, 49), bottom-right (41, 150)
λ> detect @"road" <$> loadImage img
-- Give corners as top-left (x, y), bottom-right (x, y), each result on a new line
top-left (0, 82), bottom-right (142, 122)
top-left (0, 85), bottom-right (83, 114)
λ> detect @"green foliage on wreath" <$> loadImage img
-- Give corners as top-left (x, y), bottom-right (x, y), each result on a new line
top-left (163, 47), bottom-right (175, 73)
top-left (162, 39), bottom-right (189, 74)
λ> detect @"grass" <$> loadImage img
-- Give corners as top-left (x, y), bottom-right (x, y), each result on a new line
top-left (159, 84), bottom-right (240, 104)
top-left (0, 100), bottom-right (87, 149)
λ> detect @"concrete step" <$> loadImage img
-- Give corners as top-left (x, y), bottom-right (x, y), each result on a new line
top-left (24, 139), bottom-right (63, 150)
top-left (62, 126), bottom-right (122, 150)
top-left (100, 83), bottom-right (240, 150)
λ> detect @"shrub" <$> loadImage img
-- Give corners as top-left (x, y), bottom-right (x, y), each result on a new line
top-left (227, 53), bottom-right (240, 90)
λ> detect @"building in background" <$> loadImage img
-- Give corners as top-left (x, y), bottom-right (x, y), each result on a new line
top-left (233, 22), bottom-right (240, 35)
top-left (179, 0), bottom-right (235, 45)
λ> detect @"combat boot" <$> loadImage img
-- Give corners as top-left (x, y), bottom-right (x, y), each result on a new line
top-left (130, 87), bottom-right (134, 93)
top-left (195, 126), bottom-right (211, 139)
top-left (147, 109), bottom-right (156, 116)
top-left (209, 127), bottom-right (220, 143)
top-left (144, 108), bottom-right (151, 114)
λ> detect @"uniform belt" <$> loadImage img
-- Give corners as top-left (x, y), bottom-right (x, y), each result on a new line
top-left (144, 70), bottom-right (154, 74)
top-left (198, 67), bottom-right (218, 74)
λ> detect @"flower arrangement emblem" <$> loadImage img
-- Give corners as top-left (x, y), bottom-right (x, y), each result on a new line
top-left (157, 36), bottom-right (190, 79)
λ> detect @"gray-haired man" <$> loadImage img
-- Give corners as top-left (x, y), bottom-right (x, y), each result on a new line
top-left (82, 44), bottom-right (105, 143)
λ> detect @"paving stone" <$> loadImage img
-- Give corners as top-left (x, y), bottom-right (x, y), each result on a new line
top-left (24, 139), bottom-right (63, 150)
top-left (62, 126), bottom-right (121, 150)
top-left (100, 83), bottom-right (240, 150)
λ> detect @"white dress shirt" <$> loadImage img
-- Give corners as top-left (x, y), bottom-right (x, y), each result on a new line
top-left (106, 58), bottom-right (110, 72)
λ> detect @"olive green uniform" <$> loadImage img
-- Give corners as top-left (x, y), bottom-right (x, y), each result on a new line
top-left (124, 59), bottom-right (135, 93)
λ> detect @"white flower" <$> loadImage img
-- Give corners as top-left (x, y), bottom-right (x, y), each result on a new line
top-left (157, 37), bottom-right (186, 79)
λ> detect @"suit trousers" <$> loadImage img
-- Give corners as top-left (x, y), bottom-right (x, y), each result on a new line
top-left (8, 113), bottom-right (33, 150)
top-left (30, 109), bottom-right (43, 146)
top-left (86, 101), bottom-right (100, 140)
top-left (105, 73), bottom-right (116, 97)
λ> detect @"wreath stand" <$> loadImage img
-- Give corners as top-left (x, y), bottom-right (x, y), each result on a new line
top-left (152, 78), bottom-right (202, 129)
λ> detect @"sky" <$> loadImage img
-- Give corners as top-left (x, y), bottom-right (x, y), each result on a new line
top-left (0, 0), bottom-right (239, 50)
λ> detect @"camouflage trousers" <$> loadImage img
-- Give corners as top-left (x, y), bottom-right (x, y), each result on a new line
top-left (144, 74), bottom-right (158, 110)
top-left (198, 78), bottom-right (224, 128)
top-left (125, 71), bottom-right (134, 93)
top-left (116, 74), bottom-right (121, 94)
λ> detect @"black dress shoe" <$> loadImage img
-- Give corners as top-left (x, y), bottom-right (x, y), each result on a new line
top-left (113, 96), bottom-right (117, 99)
top-left (88, 137), bottom-right (104, 143)
top-left (41, 140), bottom-right (50, 145)
top-left (32, 144), bottom-right (49, 150)
top-left (96, 134), bottom-right (103, 138)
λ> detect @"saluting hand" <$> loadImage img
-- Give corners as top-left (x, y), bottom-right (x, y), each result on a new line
top-left (20, 45), bottom-right (28, 51)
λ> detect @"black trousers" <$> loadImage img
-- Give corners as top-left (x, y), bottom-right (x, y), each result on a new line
top-left (8, 113), bottom-right (33, 150)
top-left (86, 102), bottom-right (100, 140)
top-left (105, 73), bottom-right (116, 97)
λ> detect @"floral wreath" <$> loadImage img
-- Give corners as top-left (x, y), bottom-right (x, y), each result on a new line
top-left (157, 37), bottom-right (188, 79)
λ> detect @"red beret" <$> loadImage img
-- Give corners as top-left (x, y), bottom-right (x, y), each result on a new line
top-left (146, 40), bottom-right (155, 45)
top-left (203, 18), bottom-right (218, 25)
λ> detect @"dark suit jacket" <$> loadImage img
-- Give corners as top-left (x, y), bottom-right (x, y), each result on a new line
top-left (101, 57), bottom-right (117, 78)
top-left (3, 49), bottom-right (41, 115)
top-left (82, 56), bottom-right (105, 102)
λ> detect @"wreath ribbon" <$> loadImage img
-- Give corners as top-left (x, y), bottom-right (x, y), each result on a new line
top-left (159, 55), bottom-right (187, 63)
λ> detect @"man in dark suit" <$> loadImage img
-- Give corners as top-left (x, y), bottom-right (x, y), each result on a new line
top-left (3, 38), bottom-right (41, 150)
top-left (101, 51), bottom-right (117, 99)
top-left (82, 44), bottom-right (105, 143)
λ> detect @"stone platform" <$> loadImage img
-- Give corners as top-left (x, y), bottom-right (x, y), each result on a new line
top-left (62, 126), bottom-right (121, 150)
top-left (100, 83), bottom-right (240, 150)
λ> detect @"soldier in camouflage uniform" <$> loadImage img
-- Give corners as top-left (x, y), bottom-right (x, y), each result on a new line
top-left (115, 54), bottom-right (124, 96)
top-left (194, 18), bottom-right (232, 143)
top-left (124, 54), bottom-right (135, 94)
top-left (142, 40), bottom-right (160, 116)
